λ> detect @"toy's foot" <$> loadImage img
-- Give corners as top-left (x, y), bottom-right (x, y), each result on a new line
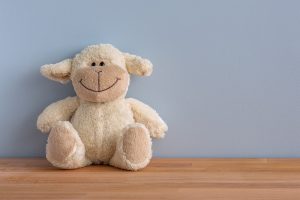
top-left (46, 121), bottom-right (91, 169)
top-left (109, 123), bottom-right (152, 171)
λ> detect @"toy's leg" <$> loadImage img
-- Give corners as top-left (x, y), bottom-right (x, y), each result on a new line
top-left (46, 121), bottom-right (91, 169)
top-left (109, 123), bottom-right (152, 171)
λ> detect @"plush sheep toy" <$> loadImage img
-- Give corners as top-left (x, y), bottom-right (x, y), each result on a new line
top-left (37, 44), bottom-right (168, 170)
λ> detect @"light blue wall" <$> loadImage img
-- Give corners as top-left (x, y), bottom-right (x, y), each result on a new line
top-left (0, 0), bottom-right (299, 157)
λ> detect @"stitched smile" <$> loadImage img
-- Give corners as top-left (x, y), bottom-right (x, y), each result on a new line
top-left (79, 78), bottom-right (120, 92)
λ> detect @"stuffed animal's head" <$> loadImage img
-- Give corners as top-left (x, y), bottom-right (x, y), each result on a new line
top-left (41, 44), bottom-right (153, 102)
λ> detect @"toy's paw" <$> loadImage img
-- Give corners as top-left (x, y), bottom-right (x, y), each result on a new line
top-left (151, 122), bottom-right (168, 139)
top-left (46, 121), bottom-right (77, 163)
top-left (122, 124), bottom-right (152, 165)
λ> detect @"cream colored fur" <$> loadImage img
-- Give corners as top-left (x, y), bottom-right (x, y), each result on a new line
top-left (127, 98), bottom-right (167, 138)
top-left (37, 44), bottom-right (167, 171)
top-left (41, 59), bottom-right (72, 84)
top-left (123, 53), bottom-right (153, 76)
top-left (37, 97), bottom-right (79, 133)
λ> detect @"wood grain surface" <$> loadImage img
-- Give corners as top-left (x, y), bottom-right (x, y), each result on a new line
top-left (1, 158), bottom-right (300, 199)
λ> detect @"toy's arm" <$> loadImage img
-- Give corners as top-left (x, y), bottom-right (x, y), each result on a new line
top-left (126, 98), bottom-right (168, 138)
top-left (37, 96), bottom-right (79, 133)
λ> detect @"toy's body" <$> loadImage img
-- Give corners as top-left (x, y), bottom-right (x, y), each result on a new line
top-left (73, 98), bottom-right (134, 163)
top-left (37, 44), bottom-right (167, 170)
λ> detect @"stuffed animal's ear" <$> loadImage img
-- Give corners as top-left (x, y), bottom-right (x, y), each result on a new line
top-left (40, 59), bottom-right (72, 84)
top-left (124, 53), bottom-right (153, 76)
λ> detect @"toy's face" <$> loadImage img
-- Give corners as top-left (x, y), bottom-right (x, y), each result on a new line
top-left (71, 45), bottom-right (129, 103)
top-left (72, 64), bottom-right (129, 103)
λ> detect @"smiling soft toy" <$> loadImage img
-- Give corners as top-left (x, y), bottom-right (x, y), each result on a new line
top-left (37, 44), bottom-right (167, 170)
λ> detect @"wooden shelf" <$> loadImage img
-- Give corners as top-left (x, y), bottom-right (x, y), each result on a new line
top-left (1, 158), bottom-right (300, 199)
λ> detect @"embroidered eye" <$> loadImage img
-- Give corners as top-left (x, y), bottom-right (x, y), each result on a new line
top-left (100, 61), bottom-right (105, 66)
top-left (91, 62), bottom-right (96, 66)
